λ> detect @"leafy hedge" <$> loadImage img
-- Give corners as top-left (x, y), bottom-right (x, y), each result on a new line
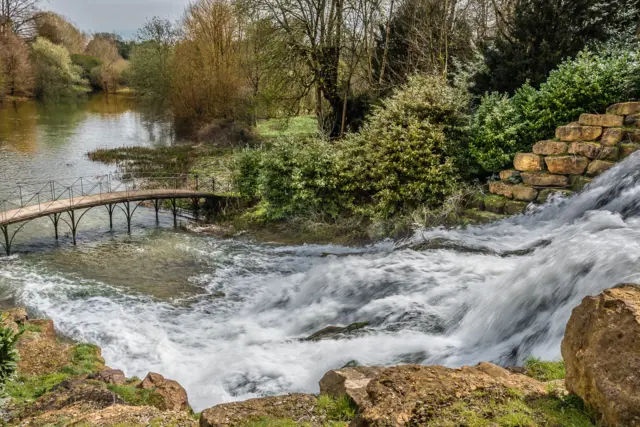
top-left (470, 43), bottom-right (640, 172)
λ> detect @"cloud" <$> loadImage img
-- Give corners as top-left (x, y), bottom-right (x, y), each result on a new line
top-left (45, 0), bottom-right (190, 38)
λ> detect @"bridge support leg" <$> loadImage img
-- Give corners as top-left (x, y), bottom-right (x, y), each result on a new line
top-left (170, 199), bottom-right (178, 228)
top-left (192, 198), bottom-right (199, 220)
top-left (49, 213), bottom-right (61, 240)
top-left (105, 204), bottom-right (116, 230)
top-left (67, 211), bottom-right (78, 245)
top-left (1, 225), bottom-right (10, 256)
top-left (123, 201), bottom-right (133, 234)
top-left (153, 200), bottom-right (160, 223)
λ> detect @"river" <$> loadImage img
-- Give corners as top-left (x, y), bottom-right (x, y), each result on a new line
top-left (1, 94), bottom-right (640, 412)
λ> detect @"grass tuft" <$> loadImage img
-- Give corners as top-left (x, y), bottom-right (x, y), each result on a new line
top-left (524, 358), bottom-right (566, 382)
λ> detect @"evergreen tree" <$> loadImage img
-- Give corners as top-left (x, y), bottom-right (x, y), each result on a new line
top-left (474, 0), bottom-right (640, 95)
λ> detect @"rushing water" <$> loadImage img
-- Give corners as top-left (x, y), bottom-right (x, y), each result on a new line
top-left (2, 96), bottom-right (640, 412)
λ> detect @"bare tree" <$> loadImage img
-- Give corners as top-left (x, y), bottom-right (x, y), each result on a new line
top-left (0, 0), bottom-right (41, 37)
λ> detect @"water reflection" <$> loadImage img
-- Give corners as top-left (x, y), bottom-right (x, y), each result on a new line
top-left (0, 94), bottom-right (180, 186)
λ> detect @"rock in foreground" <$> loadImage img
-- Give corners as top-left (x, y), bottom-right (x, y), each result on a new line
top-left (562, 284), bottom-right (640, 426)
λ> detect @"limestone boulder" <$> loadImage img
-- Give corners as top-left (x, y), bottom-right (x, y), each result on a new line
top-left (319, 366), bottom-right (386, 410)
top-left (499, 169), bottom-right (521, 182)
top-left (537, 189), bottom-right (573, 204)
top-left (586, 160), bottom-right (615, 177)
top-left (513, 153), bottom-right (543, 172)
top-left (488, 181), bottom-right (513, 199)
top-left (600, 128), bottom-right (625, 146)
top-left (578, 114), bottom-right (623, 127)
top-left (532, 140), bottom-right (568, 155)
top-left (352, 363), bottom-right (547, 426)
top-left (598, 146), bottom-right (619, 161)
top-left (200, 394), bottom-right (319, 427)
top-left (562, 284), bottom-right (640, 427)
top-left (512, 185), bottom-right (538, 202)
top-left (521, 172), bottom-right (569, 187)
top-left (624, 113), bottom-right (640, 127)
top-left (138, 372), bottom-right (190, 412)
top-left (568, 142), bottom-right (601, 159)
top-left (556, 125), bottom-right (602, 142)
top-left (627, 129), bottom-right (640, 143)
top-left (607, 101), bottom-right (640, 116)
top-left (503, 200), bottom-right (529, 215)
top-left (483, 195), bottom-right (506, 214)
top-left (621, 143), bottom-right (640, 158)
top-left (545, 156), bottom-right (589, 175)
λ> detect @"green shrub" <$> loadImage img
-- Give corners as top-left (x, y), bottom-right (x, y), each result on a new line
top-left (0, 326), bottom-right (22, 392)
top-left (471, 43), bottom-right (640, 173)
top-left (233, 148), bottom-right (263, 200)
top-left (71, 54), bottom-right (102, 82)
top-left (469, 92), bottom-right (526, 173)
top-left (256, 137), bottom-right (342, 219)
top-left (337, 75), bottom-right (469, 218)
top-left (31, 37), bottom-right (88, 100)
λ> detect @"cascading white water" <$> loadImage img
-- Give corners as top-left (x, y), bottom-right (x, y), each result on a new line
top-left (3, 152), bottom-right (640, 412)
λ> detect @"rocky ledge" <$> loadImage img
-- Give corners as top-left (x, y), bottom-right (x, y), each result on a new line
top-left (5, 284), bottom-right (640, 426)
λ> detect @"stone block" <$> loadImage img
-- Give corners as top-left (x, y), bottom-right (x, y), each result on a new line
top-left (521, 172), bottom-right (569, 187)
top-left (568, 142), bottom-right (601, 159)
top-left (600, 128), bottom-right (625, 146)
top-left (512, 185), bottom-right (538, 202)
top-left (532, 140), bottom-right (568, 155)
top-left (488, 181), bottom-right (513, 199)
top-left (624, 113), bottom-right (640, 127)
top-left (598, 146), bottom-right (619, 161)
top-left (627, 129), bottom-right (640, 143)
top-left (545, 156), bottom-right (589, 175)
top-left (621, 143), bottom-right (640, 158)
top-left (503, 200), bottom-right (529, 215)
top-left (556, 125), bottom-right (602, 142)
top-left (484, 195), bottom-right (506, 214)
top-left (607, 102), bottom-right (640, 116)
top-left (586, 160), bottom-right (615, 177)
top-left (570, 176), bottom-right (593, 191)
top-left (513, 153), bottom-right (544, 172)
top-left (537, 189), bottom-right (573, 204)
top-left (499, 169), bottom-right (521, 183)
top-left (578, 114), bottom-right (624, 127)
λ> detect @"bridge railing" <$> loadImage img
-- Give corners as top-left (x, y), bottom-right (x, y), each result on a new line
top-left (0, 173), bottom-right (216, 223)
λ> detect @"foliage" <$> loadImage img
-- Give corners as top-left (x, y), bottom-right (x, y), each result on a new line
top-left (128, 18), bottom-right (177, 110)
top-left (255, 116), bottom-right (319, 141)
top-left (253, 137), bottom-right (342, 219)
top-left (171, 0), bottom-right (247, 134)
top-left (0, 326), bottom-right (22, 392)
top-left (474, 0), bottom-right (640, 94)
top-left (524, 358), bottom-right (566, 382)
top-left (71, 54), bottom-right (102, 82)
top-left (34, 12), bottom-right (86, 54)
top-left (233, 148), bottom-right (263, 200)
top-left (316, 394), bottom-right (357, 421)
top-left (0, 30), bottom-right (35, 97)
top-left (30, 37), bottom-right (88, 100)
top-left (337, 75), bottom-right (470, 219)
top-left (85, 35), bottom-right (127, 92)
top-left (470, 43), bottom-right (640, 173)
top-left (469, 92), bottom-right (526, 173)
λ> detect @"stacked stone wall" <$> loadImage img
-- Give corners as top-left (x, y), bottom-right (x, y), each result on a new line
top-left (473, 102), bottom-right (640, 217)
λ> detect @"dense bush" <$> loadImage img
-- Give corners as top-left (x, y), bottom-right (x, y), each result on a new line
top-left (71, 54), bottom-right (102, 83)
top-left (31, 38), bottom-right (87, 100)
top-left (235, 75), bottom-right (471, 221)
top-left (337, 75), bottom-right (469, 218)
top-left (471, 43), bottom-right (640, 173)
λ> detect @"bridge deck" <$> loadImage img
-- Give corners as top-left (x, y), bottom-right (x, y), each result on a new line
top-left (0, 189), bottom-right (214, 226)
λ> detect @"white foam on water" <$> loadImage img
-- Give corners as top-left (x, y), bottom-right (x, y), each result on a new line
top-left (4, 153), bottom-right (640, 411)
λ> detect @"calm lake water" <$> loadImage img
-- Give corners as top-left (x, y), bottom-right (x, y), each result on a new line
top-left (0, 93), bottom-right (637, 412)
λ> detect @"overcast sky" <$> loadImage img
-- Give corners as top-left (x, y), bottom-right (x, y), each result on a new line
top-left (44, 0), bottom-right (191, 39)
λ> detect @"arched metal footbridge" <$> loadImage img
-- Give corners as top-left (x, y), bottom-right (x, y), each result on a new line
top-left (0, 174), bottom-right (225, 256)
